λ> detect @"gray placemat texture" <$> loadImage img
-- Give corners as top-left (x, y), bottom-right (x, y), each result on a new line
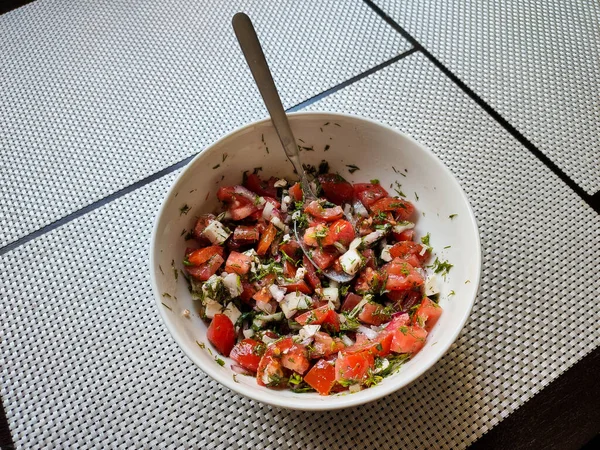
top-left (374, 0), bottom-right (600, 194)
top-left (0, 0), bottom-right (410, 247)
top-left (1, 52), bottom-right (598, 449)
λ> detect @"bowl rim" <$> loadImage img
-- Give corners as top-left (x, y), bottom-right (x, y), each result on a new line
top-left (149, 111), bottom-right (482, 411)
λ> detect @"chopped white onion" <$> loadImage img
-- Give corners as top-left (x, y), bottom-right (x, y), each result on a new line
top-left (222, 273), bottom-right (242, 297)
top-left (262, 201), bottom-right (275, 221)
top-left (362, 228), bottom-right (388, 247)
top-left (357, 325), bottom-right (378, 340)
top-left (280, 292), bottom-right (312, 318)
top-left (348, 238), bottom-right (362, 251)
top-left (274, 179), bottom-right (287, 187)
top-left (222, 302), bottom-right (242, 326)
top-left (203, 299), bottom-right (222, 319)
top-left (425, 275), bottom-right (439, 296)
top-left (270, 216), bottom-right (285, 230)
top-left (294, 267), bottom-right (306, 281)
top-left (349, 384), bottom-right (362, 393)
top-left (297, 324), bottom-right (320, 345)
top-left (202, 220), bottom-right (231, 245)
top-left (333, 242), bottom-right (348, 253)
top-left (269, 284), bottom-right (287, 303)
top-left (339, 248), bottom-right (363, 275)
top-left (392, 221), bottom-right (415, 234)
top-left (373, 358), bottom-right (390, 374)
top-left (340, 334), bottom-right (355, 347)
top-left (380, 245), bottom-right (393, 262)
top-left (321, 287), bottom-right (339, 308)
top-left (243, 329), bottom-right (255, 339)
top-left (419, 244), bottom-right (429, 256)
top-left (352, 199), bottom-right (369, 217)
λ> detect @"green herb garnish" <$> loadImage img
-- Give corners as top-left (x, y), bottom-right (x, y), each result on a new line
top-left (346, 164), bottom-right (360, 174)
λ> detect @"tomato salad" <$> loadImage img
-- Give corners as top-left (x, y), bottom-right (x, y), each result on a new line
top-left (183, 171), bottom-right (442, 395)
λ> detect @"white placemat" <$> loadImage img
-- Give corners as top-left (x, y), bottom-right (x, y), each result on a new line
top-left (374, 0), bottom-right (600, 194)
top-left (1, 52), bottom-right (598, 449)
top-left (0, 0), bottom-right (409, 247)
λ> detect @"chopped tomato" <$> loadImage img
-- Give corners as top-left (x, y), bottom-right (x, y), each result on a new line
top-left (354, 183), bottom-right (388, 209)
top-left (281, 279), bottom-right (312, 295)
top-left (322, 219), bottom-right (355, 247)
top-left (413, 298), bottom-right (442, 332)
top-left (317, 173), bottom-right (354, 205)
top-left (280, 240), bottom-right (302, 262)
top-left (244, 173), bottom-right (278, 198)
top-left (361, 248), bottom-right (376, 269)
top-left (385, 313), bottom-right (410, 331)
top-left (281, 343), bottom-right (310, 374)
top-left (186, 254), bottom-right (224, 281)
top-left (304, 200), bottom-right (344, 222)
top-left (252, 287), bottom-right (272, 302)
top-left (240, 280), bottom-right (257, 303)
top-left (225, 251), bottom-right (252, 275)
top-left (390, 325), bottom-right (427, 354)
top-left (230, 338), bottom-right (265, 372)
top-left (217, 186), bottom-right (259, 220)
top-left (206, 314), bottom-right (236, 356)
top-left (309, 331), bottom-right (346, 359)
top-left (289, 182), bottom-right (303, 202)
top-left (282, 260), bottom-right (297, 278)
top-left (257, 338), bottom-right (294, 386)
top-left (302, 255), bottom-right (322, 290)
top-left (370, 197), bottom-right (415, 221)
top-left (346, 330), bottom-right (394, 358)
top-left (311, 247), bottom-right (338, 270)
top-left (303, 224), bottom-right (327, 247)
top-left (192, 214), bottom-right (217, 246)
top-left (304, 359), bottom-right (337, 395)
top-left (256, 223), bottom-right (276, 256)
top-left (358, 302), bottom-right (391, 326)
top-left (233, 225), bottom-right (260, 243)
top-left (188, 245), bottom-right (225, 266)
top-left (341, 292), bottom-right (363, 312)
top-left (295, 305), bottom-right (331, 326)
top-left (335, 351), bottom-right (374, 383)
top-left (389, 241), bottom-right (430, 267)
top-left (392, 229), bottom-right (414, 241)
top-left (383, 258), bottom-right (425, 292)
top-left (386, 290), bottom-right (423, 311)
top-left (354, 267), bottom-right (386, 294)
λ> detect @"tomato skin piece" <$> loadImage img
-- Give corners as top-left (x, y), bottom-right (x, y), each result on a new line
top-left (280, 279), bottom-right (312, 295)
top-left (225, 251), bottom-right (252, 275)
top-left (186, 254), bottom-right (225, 281)
top-left (303, 224), bottom-right (327, 247)
top-left (310, 247), bottom-right (339, 270)
top-left (390, 325), bottom-right (427, 355)
top-left (280, 240), bottom-right (302, 262)
top-left (413, 298), bottom-right (442, 332)
top-left (281, 343), bottom-right (310, 374)
top-left (304, 201), bottom-right (344, 222)
top-left (335, 351), bottom-right (375, 383)
top-left (289, 182), bottom-right (303, 202)
top-left (256, 223), bottom-right (277, 256)
top-left (230, 338), bottom-right (265, 372)
top-left (389, 241), bottom-right (430, 267)
top-left (233, 225), bottom-right (260, 243)
top-left (217, 186), bottom-right (259, 220)
top-left (304, 359), bottom-right (337, 395)
top-left (317, 173), bottom-right (354, 205)
top-left (252, 287), bottom-right (272, 302)
top-left (341, 292), bottom-right (363, 312)
top-left (322, 219), bottom-right (355, 247)
top-left (206, 314), bottom-right (236, 357)
top-left (358, 302), bottom-right (391, 326)
top-left (282, 260), bottom-right (297, 278)
top-left (244, 173), bottom-right (278, 198)
top-left (386, 290), bottom-right (423, 312)
top-left (302, 255), bottom-right (322, 290)
top-left (188, 245), bottom-right (225, 266)
top-left (385, 313), bottom-right (410, 331)
top-left (354, 183), bottom-right (389, 209)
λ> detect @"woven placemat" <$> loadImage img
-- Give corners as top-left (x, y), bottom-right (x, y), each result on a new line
top-left (1, 51), bottom-right (598, 449)
top-left (0, 0), bottom-right (409, 247)
top-left (374, 0), bottom-right (600, 194)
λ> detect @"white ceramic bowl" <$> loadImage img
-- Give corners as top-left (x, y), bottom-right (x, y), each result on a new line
top-left (150, 112), bottom-right (481, 410)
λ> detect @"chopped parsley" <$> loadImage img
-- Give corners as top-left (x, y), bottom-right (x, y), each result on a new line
top-left (346, 164), bottom-right (360, 174)
top-left (159, 265), bottom-right (164, 275)
top-left (420, 233), bottom-right (431, 246)
top-left (370, 179), bottom-right (380, 184)
top-left (324, 144), bottom-right (330, 151)
top-left (222, 153), bottom-right (228, 162)
top-left (162, 293), bottom-right (172, 298)
top-left (414, 192), bottom-right (419, 201)
top-left (179, 204), bottom-right (191, 215)
top-left (212, 164), bottom-right (220, 170)
top-left (215, 358), bottom-right (225, 367)
top-left (430, 257), bottom-right (454, 278)
top-left (449, 214), bottom-right (458, 219)
top-left (392, 181), bottom-right (406, 197)
top-left (196, 340), bottom-right (205, 349)
top-left (180, 229), bottom-right (187, 236)
top-left (161, 302), bottom-right (172, 311)
top-left (443, 245), bottom-right (451, 249)
top-left (449, 290), bottom-right (456, 297)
